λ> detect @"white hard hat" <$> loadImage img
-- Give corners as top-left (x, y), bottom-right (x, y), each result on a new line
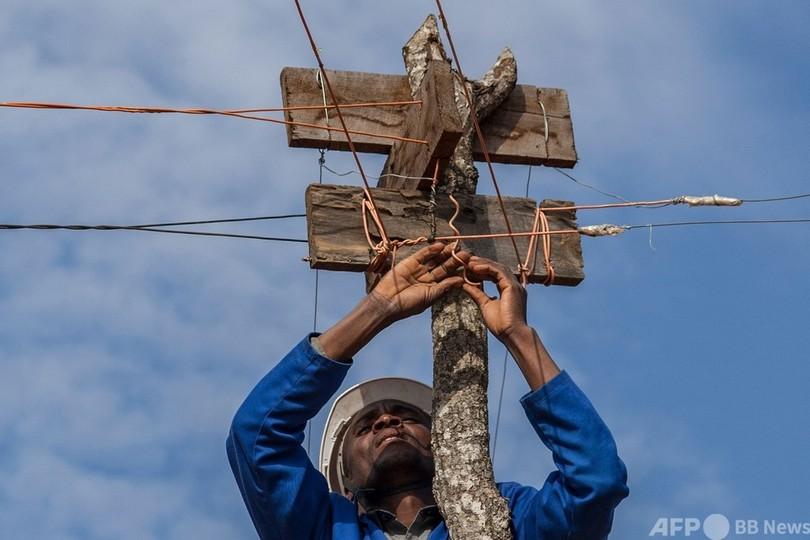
top-left (319, 377), bottom-right (432, 495)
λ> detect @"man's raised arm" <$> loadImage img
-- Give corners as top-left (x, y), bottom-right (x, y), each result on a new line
top-left (226, 243), bottom-right (468, 540)
top-left (465, 256), bottom-right (629, 539)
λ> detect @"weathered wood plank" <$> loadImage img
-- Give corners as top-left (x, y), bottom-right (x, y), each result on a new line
top-left (282, 67), bottom-right (577, 168)
top-left (474, 85), bottom-right (577, 167)
top-left (306, 184), bottom-right (584, 286)
top-left (281, 67), bottom-right (413, 154)
top-left (378, 60), bottom-right (463, 190)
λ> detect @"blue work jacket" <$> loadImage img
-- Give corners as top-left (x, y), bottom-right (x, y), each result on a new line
top-left (227, 335), bottom-right (629, 539)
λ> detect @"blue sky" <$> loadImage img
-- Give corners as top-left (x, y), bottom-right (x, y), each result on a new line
top-left (1, 1), bottom-right (808, 538)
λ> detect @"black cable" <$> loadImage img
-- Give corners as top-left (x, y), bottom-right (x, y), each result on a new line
top-left (134, 214), bottom-right (306, 227)
top-left (0, 213), bottom-right (305, 230)
top-left (0, 223), bottom-right (308, 243)
top-left (625, 218), bottom-right (810, 230)
top-left (742, 194), bottom-right (810, 203)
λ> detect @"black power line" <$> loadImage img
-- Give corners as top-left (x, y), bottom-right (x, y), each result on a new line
top-left (625, 218), bottom-right (810, 230)
top-left (742, 194), bottom-right (810, 203)
top-left (0, 213), bottom-right (308, 242)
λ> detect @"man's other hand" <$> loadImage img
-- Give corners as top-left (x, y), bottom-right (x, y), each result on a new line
top-left (370, 242), bottom-right (469, 323)
top-left (462, 256), bottom-right (530, 342)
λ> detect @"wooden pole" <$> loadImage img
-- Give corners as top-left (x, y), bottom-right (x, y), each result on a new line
top-left (402, 15), bottom-right (515, 540)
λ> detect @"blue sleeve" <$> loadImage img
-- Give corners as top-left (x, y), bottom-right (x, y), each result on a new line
top-left (505, 371), bottom-right (629, 540)
top-left (226, 335), bottom-right (352, 540)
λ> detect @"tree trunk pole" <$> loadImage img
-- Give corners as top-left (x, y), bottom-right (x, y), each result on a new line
top-left (431, 291), bottom-right (511, 540)
top-left (402, 15), bottom-right (517, 540)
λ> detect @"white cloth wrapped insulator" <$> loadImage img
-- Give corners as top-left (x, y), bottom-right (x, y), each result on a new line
top-left (578, 224), bottom-right (627, 237)
top-left (675, 194), bottom-right (742, 207)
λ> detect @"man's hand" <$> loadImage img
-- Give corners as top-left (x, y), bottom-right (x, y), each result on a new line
top-left (370, 242), bottom-right (470, 324)
top-left (462, 255), bottom-right (561, 391)
top-left (462, 256), bottom-right (529, 342)
top-left (317, 242), bottom-right (468, 361)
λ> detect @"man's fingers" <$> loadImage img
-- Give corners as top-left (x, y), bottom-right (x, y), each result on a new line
top-left (467, 258), bottom-right (516, 291)
top-left (462, 282), bottom-right (491, 307)
top-left (411, 242), bottom-right (447, 266)
top-left (452, 249), bottom-right (472, 265)
top-left (469, 255), bottom-right (511, 275)
top-left (431, 276), bottom-right (465, 298)
top-left (423, 248), bottom-right (471, 283)
top-left (392, 242), bottom-right (448, 282)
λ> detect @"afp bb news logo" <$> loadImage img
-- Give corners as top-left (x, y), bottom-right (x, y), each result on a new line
top-left (649, 513), bottom-right (810, 538)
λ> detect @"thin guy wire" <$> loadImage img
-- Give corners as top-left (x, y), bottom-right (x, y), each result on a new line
top-left (625, 218), bottom-right (810, 229)
top-left (328, 164), bottom-right (810, 209)
top-left (318, 165), bottom-right (810, 211)
top-left (325, 165), bottom-right (810, 209)
top-left (552, 168), bottom-right (629, 202)
top-left (307, 152), bottom-right (326, 459)
top-left (434, 0), bottom-right (523, 268)
top-left (491, 348), bottom-right (509, 462)
top-left (322, 164), bottom-right (438, 184)
top-left (492, 165), bottom-right (534, 462)
top-left (742, 193), bottom-right (810, 203)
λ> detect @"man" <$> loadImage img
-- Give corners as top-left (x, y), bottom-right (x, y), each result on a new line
top-left (227, 242), bottom-right (629, 539)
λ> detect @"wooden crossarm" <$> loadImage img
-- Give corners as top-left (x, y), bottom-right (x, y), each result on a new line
top-left (305, 184), bottom-right (584, 286)
top-left (281, 67), bottom-right (578, 168)
top-left (378, 60), bottom-right (463, 190)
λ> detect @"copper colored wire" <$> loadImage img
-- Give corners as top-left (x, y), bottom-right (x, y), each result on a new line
top-left (434, 229), bottom-right (579, 242)
top-left (447, 193), bottom-right (480, 286)
top-left (517, 207), bottom-right (554, 286)
top-left (0, 101), bottom-right (427, 146)
top-left (0, 100), bottom-right (421, 114)
top-left (434, 0), bottom-right (523, 270)
top-left (293, 0), bottom-right (398, 274)
top-left (538, 210), bottom-right (555, 286)
top-left (519, 208), bottom-right (541, 286)
top-left (362, 199), bottom-right (428, 273)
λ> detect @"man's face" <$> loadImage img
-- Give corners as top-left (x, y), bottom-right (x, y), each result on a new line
top-left (342, 400), bottom-right (433, 495)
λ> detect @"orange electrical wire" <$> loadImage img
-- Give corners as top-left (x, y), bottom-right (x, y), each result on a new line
top-left (433, 229), bottom-right (579, 242)
top-left (434, 0), bottom-right (523, 270)
top-left (362, 197), bottom-right (428, 273)
top-left (519, 208), bottom-right (542, 286)
top-left (537, 210), bottom-right (555, 286)
top-left (446, 192), bottom-right (482, 286)
top-left (0, 100), bottom-right (428, 146)
top-left (292, 0), bottom-right (397, 274)
top-left (0, 100), bottom-right (421, 114)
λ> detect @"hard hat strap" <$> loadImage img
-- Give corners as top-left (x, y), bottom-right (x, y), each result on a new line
top-left (352, 479), bottom-right (433, 504)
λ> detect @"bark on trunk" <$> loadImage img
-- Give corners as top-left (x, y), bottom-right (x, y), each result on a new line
top-left (403, 15), bottom-right (517, 540)
top-left (431, 290), bottom-right (511, 540)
